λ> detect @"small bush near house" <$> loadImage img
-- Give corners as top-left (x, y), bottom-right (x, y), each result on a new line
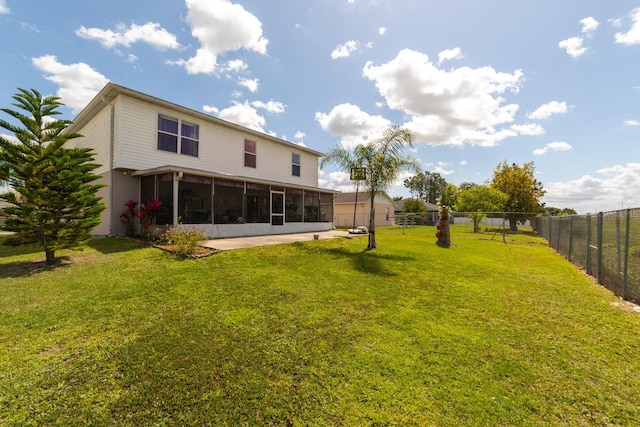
top-left (157, 227), bottom-right (208, 258)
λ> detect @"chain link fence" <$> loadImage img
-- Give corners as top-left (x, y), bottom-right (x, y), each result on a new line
top-left (534, 208), bottom-right (640, 304)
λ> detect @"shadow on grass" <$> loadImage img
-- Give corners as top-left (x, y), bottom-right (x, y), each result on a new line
top-left (0, 256), bottom-right (71, 279)
top-left (299, 244), bottom-right (416, 277)
top-left (87, 237), bottom-right (149, 254)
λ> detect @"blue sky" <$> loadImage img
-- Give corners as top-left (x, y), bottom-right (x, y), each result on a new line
top-left (1, 0), bottom-right (639, 214)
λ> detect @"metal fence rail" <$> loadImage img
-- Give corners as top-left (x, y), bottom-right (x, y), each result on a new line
top-left (534, 208), bottom-right (640, 303)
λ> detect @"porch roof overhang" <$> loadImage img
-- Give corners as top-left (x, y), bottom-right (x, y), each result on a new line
top-left (120, 165), bottom-right (341, 195)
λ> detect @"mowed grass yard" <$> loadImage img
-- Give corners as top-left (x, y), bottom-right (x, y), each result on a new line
top-left (1, 226), bottom-right (640, 426)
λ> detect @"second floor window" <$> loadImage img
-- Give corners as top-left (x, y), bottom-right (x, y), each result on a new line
top-left (244, 139), bottom-right (256, 168)
top-left (292, 153), bottom-right (301, 177)
top-left (158, 115), bottom-right (199, 157)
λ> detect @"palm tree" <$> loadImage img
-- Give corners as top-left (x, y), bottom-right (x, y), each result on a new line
top-left (320, 125), bottom-right (421, 249)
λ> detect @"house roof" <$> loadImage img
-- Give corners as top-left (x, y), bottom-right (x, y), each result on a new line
top-left (394, 198), bottom-right (439, 212)
top-left (65, 82), bottom-right (325, 158)
top-left (334, 191), bottom-right (395, 205)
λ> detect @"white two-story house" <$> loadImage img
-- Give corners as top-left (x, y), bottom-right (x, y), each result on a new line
top-left (66, 83), bottom-right (337, 238)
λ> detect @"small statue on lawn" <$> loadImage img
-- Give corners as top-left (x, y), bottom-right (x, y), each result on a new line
top-left (435, 205), bottom-right (451, 246)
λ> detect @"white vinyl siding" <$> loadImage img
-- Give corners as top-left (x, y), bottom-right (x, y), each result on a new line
top-left (112, 96), bottom-right (319, 187)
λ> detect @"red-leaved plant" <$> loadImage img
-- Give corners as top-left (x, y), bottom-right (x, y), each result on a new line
top-left (137, 197), bottom-right (163, 238)
top-left (120, 199), bottom-right (139, 237)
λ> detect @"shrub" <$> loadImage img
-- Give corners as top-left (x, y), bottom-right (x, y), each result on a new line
top-left (119, 199), bottom-right (138, 237)
top-left (159, 227), bottom-right (207, 258)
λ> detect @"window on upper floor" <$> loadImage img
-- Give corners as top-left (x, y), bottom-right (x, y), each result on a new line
top-left (157, 115), bottom-right (199, 157)
top-left (244, 139), bottom-right (256, 168)
top-left (292, 153), bottom-right (301, 177)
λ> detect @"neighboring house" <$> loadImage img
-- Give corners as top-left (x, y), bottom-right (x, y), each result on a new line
top-left (333, 191), bottom-right (396, 228)
top-left (65, 83), bottom-right (338, 238)
top-left (394, 198), bottom-right (439, 225)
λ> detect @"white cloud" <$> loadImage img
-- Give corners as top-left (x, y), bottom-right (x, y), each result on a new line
top-left (31, 55), bottom-right (109, 114)
top-left (437, 47), bottom-right (463, 65)
top-left (76, 22), bottom-right (180, 51)
top-left (624, 119), bottom-right (640, 126)
top-left (215, 101), bottom-right (266, 132)
top-left (173, 0), bottom-right (268, 75)
top-left (615, 8), bottom-right (640, 45)
top-left (238, 78), bottom-right (259, 92)
top-left (315, 103), bottom-right (391, 148)
top-left (510, 123), bottom-right (545, 135)
top-left (580, 17), bottom-right (599, 34)
top-left (559, 36), bottom-right (588, 58)
top-left (362, 48), bottom-right (524, 147)
top-left (251, 100), bottom-right (286, 113)
top-left (204, 98), bottom-right (284, 132)
top-left (20, 22), bottom-right (40, 33)
top-left (378, 27), bottom-right (387, 35)
top-left (528, 101), bottom-right (569, 119)
top-left (295, 131), bottom-right (306, 139)
top-left (425, 161), bottom-right (454, 175)
top-left (202, 105), bottom-right (219, 114)
top-left (225, 59), bottom-right (248, 73)
top-left (533, 141), bottom-right (572, 155)
top-left (331, 40), bottom-right (359, 59)
top-left (544, 163), bottom-right (640, 213)
top-left (0, 0), bottom-right (8, 14)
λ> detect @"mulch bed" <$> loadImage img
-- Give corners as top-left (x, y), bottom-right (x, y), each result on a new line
top-left (152, 244), bottom-right (219, 258)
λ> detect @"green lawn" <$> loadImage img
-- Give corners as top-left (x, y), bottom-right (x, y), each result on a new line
top-left (2, 226), bottom-right (640, 426)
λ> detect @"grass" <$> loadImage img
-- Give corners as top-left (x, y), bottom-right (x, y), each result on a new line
top-left (1, 226), bottom-right (640, 426)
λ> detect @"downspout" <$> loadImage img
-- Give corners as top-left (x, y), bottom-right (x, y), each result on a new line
top-left (102, 96), bottom-right (115, 236)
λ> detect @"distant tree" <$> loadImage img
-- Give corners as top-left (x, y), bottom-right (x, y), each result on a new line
top-left (404, 171), bottom-right (447, 204)
top-left (455, 185), bottom-right (508, 232)
top-left (321, 125), bottom-right (420, 249)
top-left (440, 183), bottom-right (460, 208)
top-left (543, 207), bottom-right (577, 216)
top-left (392, 195), bottom-right (403, 201)
top-left (543, 206), bottom-right (561, 216)
top-left (0, 88), bottom-right (105, 265)
top-left (560, 208), bottom-right (577, 216)
top-left (402, 198), bottom-right (427, 214)
top-left (403, 173), bottom-right (428, 200)
top-left (490, 161), bottom-right (545, 231)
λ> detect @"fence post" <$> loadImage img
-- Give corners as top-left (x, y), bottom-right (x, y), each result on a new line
top-left (586, 214), bottom-right (592, 276)
top-left (568, 215), bottom-right (574, 261)
top-left (623, 209), bottom-right (630, 300)
top-left (596, 212), bottom-right (603, 284)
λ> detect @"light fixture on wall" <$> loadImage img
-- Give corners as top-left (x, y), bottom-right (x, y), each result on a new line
top-left (175, 171), bottom-right (184, 181)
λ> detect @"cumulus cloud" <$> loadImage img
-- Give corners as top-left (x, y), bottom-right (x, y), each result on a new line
top-left (203, 99), bottom-right (285, 132)
top-left (533, 141), bottom-right (572, 155)
top-left (331, 40), bottom-right (359, 59)
top-left (559, 36), bottom-right (588, 58)
top-left (624, 119), bottom-right (640, 126)
top-left (0, 0), bottom-right (8, 14)
top-left (544, 163), bottom-right (640, 213)
top-left (31, 55), bottom-right (109, 114)
top-left (361, 48), bottom-right (524, 147)
top-left (528, 101), bottom-right (569, 119)
top-left (510, 123), bottom-right (545, 135)
top-left (437, 47), bottom-right (463, 65)
top-left (251, 100), bottom-right (286, 113)
top-left (616, 8), bottom-right (640, 45)
top-left (580, 17), bottom-right (600, 34)
top-left (76, 22), bottom-right (180, 50)
top-left (378, 27), bottom-right (387, 35)
top-left (238, 78), bottom-right (259, 92)
top-left (172, 0), bottom-right (268, 75)
top-left (213, 101), bottom-right (267, 132)
top-left (314, 103), bottom-right (391, 148)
